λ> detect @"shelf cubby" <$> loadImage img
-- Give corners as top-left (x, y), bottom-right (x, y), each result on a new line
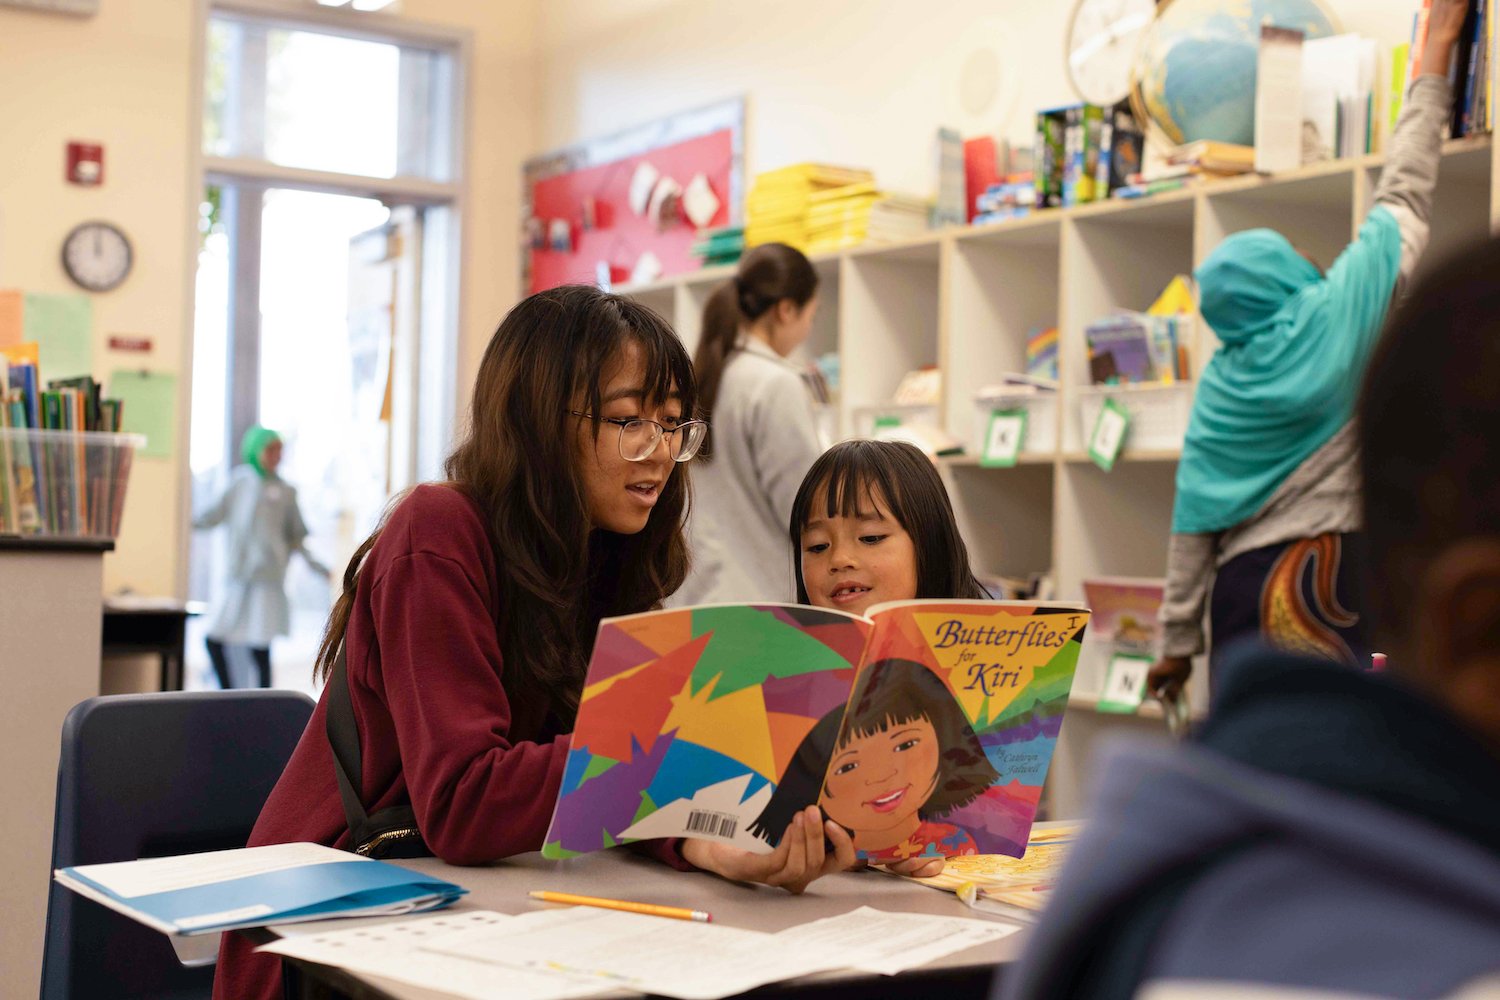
top-left (941, 460), bottom-right (1055, 584)
top-left (838, 241), bottom-right (942, 432)
top-left (1060, 196), bottom-right (1195, 453)
top-left (946, 217), bottom-right (1063, 453)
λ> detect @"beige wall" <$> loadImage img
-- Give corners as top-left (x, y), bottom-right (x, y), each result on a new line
top-left (536, 0), bottom-right (1423, 192)
top-left (0, 0), bottom-right (197, 597)
top-left (0, 0), bottom-right (537, 599)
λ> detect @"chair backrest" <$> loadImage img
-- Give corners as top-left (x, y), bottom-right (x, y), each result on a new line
top-left (41, 690), bottom-right (314, 1000)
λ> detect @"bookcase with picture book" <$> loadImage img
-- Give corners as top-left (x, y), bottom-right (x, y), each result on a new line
top-left (618, 133), bottom-right (1500, 818)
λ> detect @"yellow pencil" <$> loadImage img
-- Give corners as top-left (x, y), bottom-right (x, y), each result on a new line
top-left (528, 890), bottom-right (711, 923)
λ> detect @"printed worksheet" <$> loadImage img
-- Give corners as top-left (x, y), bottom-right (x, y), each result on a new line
top-left (258, 911), bottom-right (608, 1000)
top-left (427, 906), bottom-right (846, 1000)
top-left (769, 906), bottom-right (1021, 976)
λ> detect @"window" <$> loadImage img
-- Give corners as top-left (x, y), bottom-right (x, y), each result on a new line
top-left (189, 6), bottom-right (464, 691)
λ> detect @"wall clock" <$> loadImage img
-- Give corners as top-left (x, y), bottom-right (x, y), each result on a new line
top-left (61, 221), bottom-right (132, 292)
top-left (1067, 0), bottom-right (1158, 107)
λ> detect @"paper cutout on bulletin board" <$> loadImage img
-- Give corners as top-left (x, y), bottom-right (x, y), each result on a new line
top-left (108, 369), bottom-right (176, 459)
top-left (523, 98), bottom-right (745, 294)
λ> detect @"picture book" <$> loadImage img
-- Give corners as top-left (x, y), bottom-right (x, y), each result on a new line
top-left (893, 822), bottom-right (1079, 920)
top-left (1081, 577), bottom-right (1164, 655)
top-left (1085, 315), bottom-right (1156, 384)
top-left (54, 842), bottom-right (467, 937)
top-left (543, 600), bottom-right (1090, 863)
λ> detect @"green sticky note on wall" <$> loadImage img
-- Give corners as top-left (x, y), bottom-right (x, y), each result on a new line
top-left (108, 370), bottom-right (177, 459)
top-left (24, 293), bottom-right (93, 382)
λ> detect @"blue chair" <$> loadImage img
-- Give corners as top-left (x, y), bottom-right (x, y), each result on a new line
top-left (41, 690), bottom-right (314, 1000)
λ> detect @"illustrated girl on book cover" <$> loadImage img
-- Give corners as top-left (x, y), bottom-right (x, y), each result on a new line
top-left (749, 657), bottom-right (999, 861)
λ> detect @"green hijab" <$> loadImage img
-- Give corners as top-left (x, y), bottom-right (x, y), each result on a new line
top-left (1173, 207), bottom-right (1402, 534)
top-left (240, 425), bottom-right (280, 479)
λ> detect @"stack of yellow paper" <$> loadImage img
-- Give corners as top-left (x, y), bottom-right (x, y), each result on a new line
top-left (745, 163), bottom-right (874, 250)
top-left (805, 181), bottom-right (883, 253)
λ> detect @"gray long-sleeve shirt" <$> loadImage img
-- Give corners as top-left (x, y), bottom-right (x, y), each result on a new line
top-left (1160, 74), bottom-right (1452, 659)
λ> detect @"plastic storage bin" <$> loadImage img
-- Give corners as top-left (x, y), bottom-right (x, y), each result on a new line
top-left (973, 391), bottom-right (1059, 456)
top-left (1074, 382), bottom-right (1193, 454)
top-left (851, 403), bottom-right (941, 439)
top-left (0, 429), bottom-right (144, 540)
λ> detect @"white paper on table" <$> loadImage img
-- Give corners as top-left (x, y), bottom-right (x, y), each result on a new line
top-left (69, 843), bottom-right (353, 899)
top-left (771, 905), bottom-right (1022, 976)
top-left (258, 911), bottom-right (610, 1000)
top-left (628, 162), bottom-right (660, 216)
top-left (427, 907), bottom-right (847, 1000)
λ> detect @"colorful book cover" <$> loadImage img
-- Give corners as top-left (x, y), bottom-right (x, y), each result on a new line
top-left (1025, 328), bottom-right (1059, 383)
top-left (1081, 577), bottom-right (1165, 655)
top-left (1085, 315), bottom-right (1156, 384)
top-left (543, 600), bottom-right (1089, 863)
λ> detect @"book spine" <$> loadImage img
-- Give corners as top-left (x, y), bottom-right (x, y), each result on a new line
top-left (7, 395), bottom-right (40, 533)
top-left (0, 404), bottom-right (15, 534)
top-left (109, 431), bottom-right (134, 538)
top-left (1413, 0), bottom-right (1433, 79)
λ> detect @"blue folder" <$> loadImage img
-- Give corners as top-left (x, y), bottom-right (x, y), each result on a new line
top-left (55, 846), bottom-right (466, 936)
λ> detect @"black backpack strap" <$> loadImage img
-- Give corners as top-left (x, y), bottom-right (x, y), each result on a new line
top-left (325, 641), bottom-right (429, 858)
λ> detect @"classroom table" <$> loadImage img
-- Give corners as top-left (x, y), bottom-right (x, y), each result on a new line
top-left (249, 847), bottom-right (1031, 1000)
top-left (101, 596), bottom-right (204, 691)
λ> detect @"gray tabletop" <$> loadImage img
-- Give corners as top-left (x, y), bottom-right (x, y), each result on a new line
top-left (269, 848), bottom-right (1031, 999)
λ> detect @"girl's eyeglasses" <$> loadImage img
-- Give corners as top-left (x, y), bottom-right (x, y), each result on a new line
top-left (570, 411), bottom-right (709, 463)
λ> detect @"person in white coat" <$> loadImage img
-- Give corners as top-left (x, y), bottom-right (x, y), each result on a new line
top-left (194, 425), bottom-right (328, 688)
top-left (675, 243), bottom-right (824, 605)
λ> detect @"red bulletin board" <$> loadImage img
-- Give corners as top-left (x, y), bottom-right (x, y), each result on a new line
top-left (523, 99), bottom-right (745, 295)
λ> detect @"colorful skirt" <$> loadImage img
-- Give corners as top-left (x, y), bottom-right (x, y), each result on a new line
top-left (1209, 532), bottom-right (1370, 675)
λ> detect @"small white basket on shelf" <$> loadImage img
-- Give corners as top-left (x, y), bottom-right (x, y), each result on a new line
top-left (1074, 382), bottom-right (1193, 454)
top-left (972, 391), bottom-right (1059, 457)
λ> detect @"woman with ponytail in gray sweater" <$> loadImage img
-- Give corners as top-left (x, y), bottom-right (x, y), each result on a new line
top-left (675, 243), bottom-right (826, 605)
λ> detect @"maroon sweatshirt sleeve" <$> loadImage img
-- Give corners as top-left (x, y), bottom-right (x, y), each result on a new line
top-left (367, 545), bottom-right (571, 865)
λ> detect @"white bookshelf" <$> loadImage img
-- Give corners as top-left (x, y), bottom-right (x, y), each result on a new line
top-left (619, 136), bottom-right (1498, 818)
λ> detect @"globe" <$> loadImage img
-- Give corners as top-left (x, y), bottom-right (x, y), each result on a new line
top-left (1131, 0), bottom-right (1341, 146)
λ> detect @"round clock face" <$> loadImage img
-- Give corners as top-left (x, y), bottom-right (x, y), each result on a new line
top-left (1067, 0), bottom-right (1157, 107)
top-left (61, 221), bottom-right (132, 292)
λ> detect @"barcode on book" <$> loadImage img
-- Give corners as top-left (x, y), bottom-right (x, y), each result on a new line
top-left (685, 810), bottom-right (738, 839)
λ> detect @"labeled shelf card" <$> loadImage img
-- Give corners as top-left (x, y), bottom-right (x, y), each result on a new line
top-left (1088, 397), bottom-right (1130, 471)
top-left (981, 409), bottom-right (1028, 468)
top-left (1098, 653), bottom-right (1152, 714)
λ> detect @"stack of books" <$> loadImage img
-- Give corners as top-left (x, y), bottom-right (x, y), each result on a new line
top-left (691, 225), bottom-right (745, 268)
top-left (1, 360), bottom-right (130, 538)
top-left (1113, 141), bottom-right (1254, 199)
top-left (803, 185), bottom-right (930, 252)
top-left (804, 181), bottom-right (883, 253)
top-left (864, 193), bottom-right (931, 244)
top-left (1085, 313), bottom-right (1192, 385)
top-left (745, 163), bottom-right (873, 250)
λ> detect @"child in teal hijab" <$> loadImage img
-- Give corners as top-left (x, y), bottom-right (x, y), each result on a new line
top-left (1149, 0), bottom-right (1468, 705)
top-left (193, 426), bottom-right (328, 688)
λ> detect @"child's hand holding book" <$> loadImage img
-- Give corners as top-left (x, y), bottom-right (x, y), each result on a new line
top-left (680, 805), bottom-right (856, 894)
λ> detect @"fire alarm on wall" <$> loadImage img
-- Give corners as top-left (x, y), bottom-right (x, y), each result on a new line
top-left (66, 142), bottom-right (104, 186)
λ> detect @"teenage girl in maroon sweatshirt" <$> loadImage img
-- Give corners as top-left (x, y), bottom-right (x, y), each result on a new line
top-left (214, 284), bottom-right (859, 1000)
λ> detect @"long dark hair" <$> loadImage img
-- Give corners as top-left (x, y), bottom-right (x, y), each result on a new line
top-left (694, 242), bottom-right (817, 458)
top-left (750, 658), bottom-right (998, 847)
top-left (790, 440), bottom-right (989, 604)
top-left (315, 285), bottom-right (697, 722)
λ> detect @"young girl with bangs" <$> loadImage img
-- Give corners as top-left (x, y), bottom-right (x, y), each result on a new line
top-left (750, 440), bottom-right (996, 875)
top-left (215, 285), bottom-right (856, 1000)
